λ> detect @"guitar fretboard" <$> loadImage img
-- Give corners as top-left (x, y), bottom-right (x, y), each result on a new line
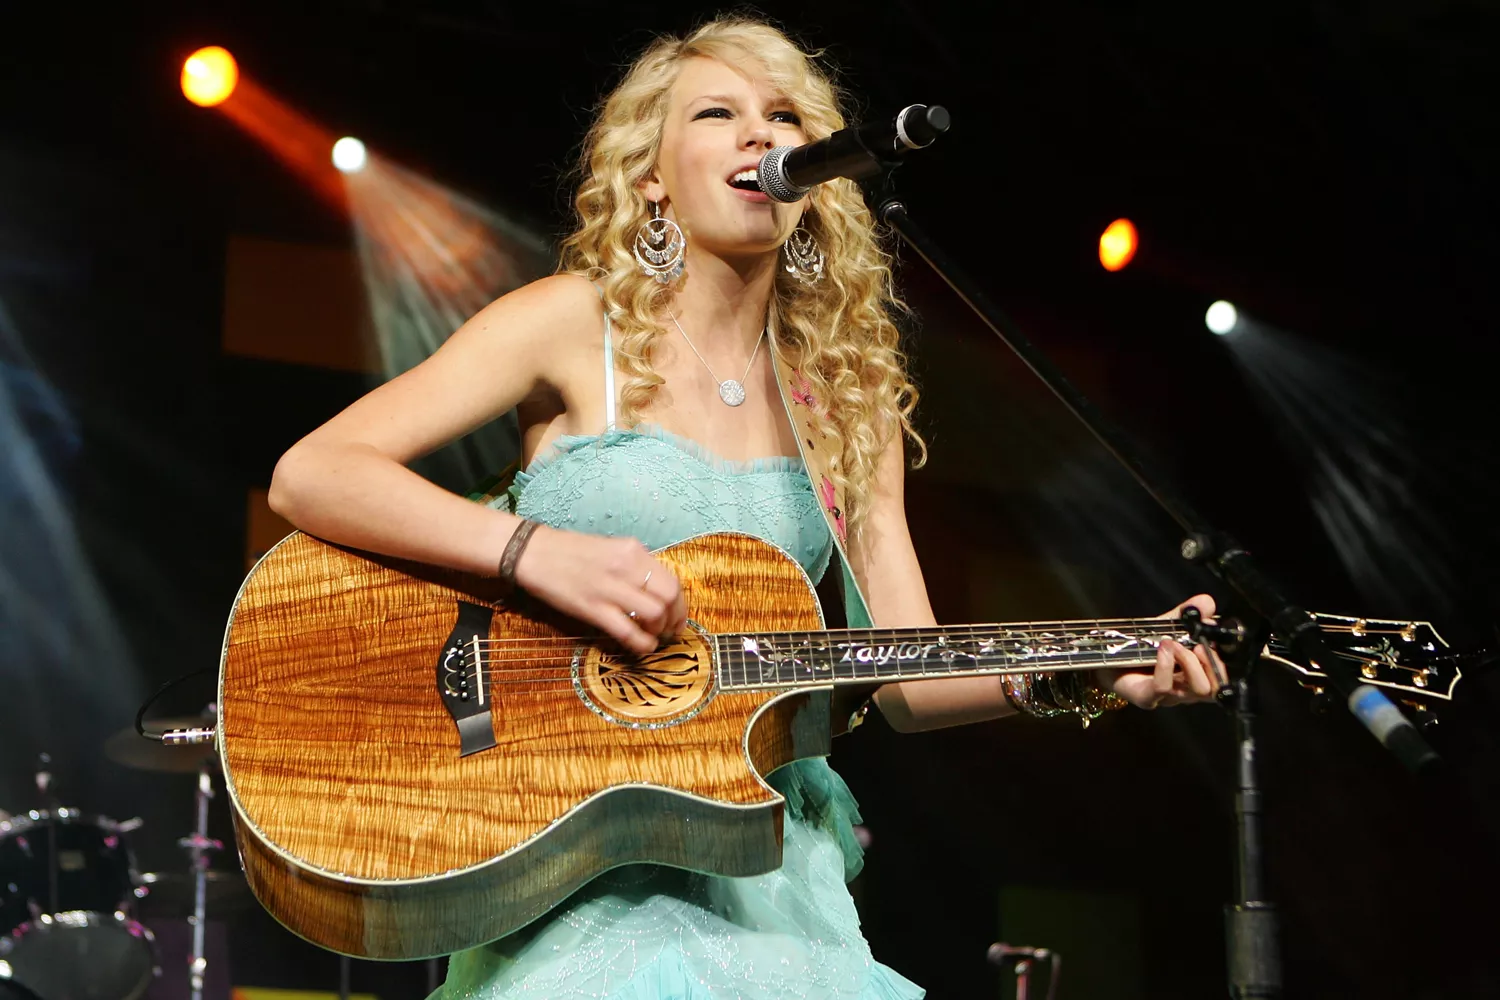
top-left (712, 620), bottom-right (1192, 690)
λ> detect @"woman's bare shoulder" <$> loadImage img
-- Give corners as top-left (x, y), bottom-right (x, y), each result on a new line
top-left (281, 273), bottom-right (608, 466)
top-left (515, 271), bottom-right (604, 316)
top-left (460, 272), bottom-right (604, 352)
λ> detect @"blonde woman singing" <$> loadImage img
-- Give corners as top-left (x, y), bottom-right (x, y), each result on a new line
top-left (269, 16), bottom-right (1221, 999)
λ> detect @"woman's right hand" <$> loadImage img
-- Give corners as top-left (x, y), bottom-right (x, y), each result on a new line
top-left (513, 525), bottom-right (688, 656)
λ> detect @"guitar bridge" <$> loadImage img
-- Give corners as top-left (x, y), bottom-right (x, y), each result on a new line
top-left (437, 601), bottom-right (498, 756)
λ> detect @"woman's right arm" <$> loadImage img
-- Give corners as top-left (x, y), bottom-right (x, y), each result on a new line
top-left (267, 274), bottom-right (685, 653)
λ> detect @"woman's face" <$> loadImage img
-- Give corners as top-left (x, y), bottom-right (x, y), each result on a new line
top-left (644, 56), bottom-right (808, 260)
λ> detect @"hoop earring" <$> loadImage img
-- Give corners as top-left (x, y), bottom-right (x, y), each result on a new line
top-left (782, 227), bottom-right (825, 285)
top-left (633, 201), bottom-right (686, 284)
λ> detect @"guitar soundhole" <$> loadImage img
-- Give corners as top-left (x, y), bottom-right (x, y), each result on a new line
top-left (575, 634), bottom-right (715, 727)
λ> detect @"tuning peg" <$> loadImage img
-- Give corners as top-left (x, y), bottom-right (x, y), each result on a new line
top-left (1308, 687), bottom-right (1331, 715)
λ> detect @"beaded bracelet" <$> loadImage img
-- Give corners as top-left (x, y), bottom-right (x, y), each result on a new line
top-left (1054, 669), bottom-right (1129, 726)
top-left (1002, 670), bottom-right (1127, 728)
top-left (1000, 671), bottom-right (1035, 714)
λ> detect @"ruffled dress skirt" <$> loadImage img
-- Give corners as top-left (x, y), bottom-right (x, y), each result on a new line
top-left (430, 759), bottom-right (923, 999)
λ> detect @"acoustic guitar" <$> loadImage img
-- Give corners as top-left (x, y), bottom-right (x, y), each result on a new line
top-left (217, 530), bottom-right (1462, 959)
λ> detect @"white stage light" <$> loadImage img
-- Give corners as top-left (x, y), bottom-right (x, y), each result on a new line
top-left (1206, 300), bottom-right (1238, 335)
top-left (332, 137), bottom-right (368, 173)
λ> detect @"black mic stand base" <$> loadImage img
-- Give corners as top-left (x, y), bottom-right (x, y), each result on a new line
top-left (1226, 901), bottom-right (1281, 999)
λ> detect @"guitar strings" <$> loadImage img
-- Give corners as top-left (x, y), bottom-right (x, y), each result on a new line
top-left (349, 616), bottom-right (1424, 700)
top-left (459, 619), bottom-right (1404, 659)
top-left (441, 618), bottom-right (1201, 682)
top-left (445, 637), bottom-right (1414, 685)
top-left (464, 619), bottom-right (1201, 652)
top-left (463, 620), bottom-right (1198, 659)
top-left (444, 646), bottom-right (1354, 689)
top-left (448, 660), bottom-right (1148, 684)
top-left (429, 622), bottom-right (1412, 690)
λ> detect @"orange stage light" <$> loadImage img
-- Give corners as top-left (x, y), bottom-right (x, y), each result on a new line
top-left (181, 46), bottom-right (239, 107)
top-left (1099, 218), bottom-right (1138, 272)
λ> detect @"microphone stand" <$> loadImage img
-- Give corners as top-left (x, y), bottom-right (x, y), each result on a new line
top-left (841, 118), bottom-right (1441, 998)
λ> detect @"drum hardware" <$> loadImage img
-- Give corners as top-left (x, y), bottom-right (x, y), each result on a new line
top-left (0, 756), bottom-right (159, 1000)
top-left (35, 756), bottom-right (55, 920)
top-left (116, 705), bottom-right (223, 1000)
top-left (180, 756), bottom-right (222, 1000)
top-left (133, 870), bottom-right (248, 916)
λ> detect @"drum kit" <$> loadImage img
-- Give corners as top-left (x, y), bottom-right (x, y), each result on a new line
top-left (0, 707), bottom-right (237, 1000)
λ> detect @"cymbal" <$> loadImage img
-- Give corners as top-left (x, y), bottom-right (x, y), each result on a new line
top-left (104, 717), bottom-right (217, 773)
top-left (134, 869), bottom-right (252, 916)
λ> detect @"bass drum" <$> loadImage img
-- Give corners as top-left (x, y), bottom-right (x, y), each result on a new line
top-left (0, 810), bottom-right (158, 1000)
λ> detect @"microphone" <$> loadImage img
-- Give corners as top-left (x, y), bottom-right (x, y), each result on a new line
top-left (757, 104), bottom-right (951, 203)
top-left (1347, 685), bottom-right (1441, 773)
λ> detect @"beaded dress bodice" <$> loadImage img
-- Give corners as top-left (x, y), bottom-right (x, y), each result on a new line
top-left (510, 424), bottom-right (833, 584)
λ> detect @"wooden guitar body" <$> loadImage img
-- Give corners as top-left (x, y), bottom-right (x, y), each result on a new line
top-left (219, 531), bottom-right (835, 960)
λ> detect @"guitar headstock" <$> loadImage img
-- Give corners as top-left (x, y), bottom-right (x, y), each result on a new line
top-left (1262, 614), bottom-right (1463, 709)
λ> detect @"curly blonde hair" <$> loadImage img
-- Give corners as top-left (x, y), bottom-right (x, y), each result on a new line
top-left (559, 16), bottom-right (925, 530)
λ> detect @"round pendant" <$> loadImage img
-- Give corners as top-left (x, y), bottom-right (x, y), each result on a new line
top-left (718, 379), bottom-right (746, 406)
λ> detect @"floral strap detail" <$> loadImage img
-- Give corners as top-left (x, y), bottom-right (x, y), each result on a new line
top-left (768, 322), bottom-right (874, 629)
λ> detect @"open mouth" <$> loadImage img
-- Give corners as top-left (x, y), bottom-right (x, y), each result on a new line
top-left (728, 168), bottom-right (761, 192)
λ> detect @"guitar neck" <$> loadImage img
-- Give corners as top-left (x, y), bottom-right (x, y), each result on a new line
top-left (713, 618), bottom-right (1195, 690)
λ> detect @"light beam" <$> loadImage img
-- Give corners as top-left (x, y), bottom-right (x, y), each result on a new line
top-left (0, 295), bottom-right (140, 784)
top-left (212, 78), bottom-right (344, 206)
top-left (342, 159), bottom-right (551, 490)
top-left (1220, 323), bottom-right (1471, 612)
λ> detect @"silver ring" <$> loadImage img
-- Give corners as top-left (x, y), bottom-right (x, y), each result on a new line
top-left (627, 610), bottom-right (639, 620)
top-left (641, 570), bottom-right (653, 589)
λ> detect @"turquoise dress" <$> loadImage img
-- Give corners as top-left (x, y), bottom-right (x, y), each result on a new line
top-left (431, 317), bottom-right (924, 1000)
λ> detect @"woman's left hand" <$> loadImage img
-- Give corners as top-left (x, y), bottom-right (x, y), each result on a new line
top-left (1097, 594), bottom-right (1226, 710)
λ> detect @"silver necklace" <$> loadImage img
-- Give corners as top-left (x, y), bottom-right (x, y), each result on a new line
top-left (668, 314), bottom-right (766, 407)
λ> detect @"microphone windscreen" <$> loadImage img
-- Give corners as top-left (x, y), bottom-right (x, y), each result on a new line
top-left (756, 146), bottom-right (807, 204)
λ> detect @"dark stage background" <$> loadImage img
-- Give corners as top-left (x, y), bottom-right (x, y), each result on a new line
top-left (3, 2), bottom-right (1499, 997)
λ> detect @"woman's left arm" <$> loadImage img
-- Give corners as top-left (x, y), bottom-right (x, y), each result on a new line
top-left (848, 430), bottom-right (1019, 732)
top-left (851, 431), bottom-right (1222, 732)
